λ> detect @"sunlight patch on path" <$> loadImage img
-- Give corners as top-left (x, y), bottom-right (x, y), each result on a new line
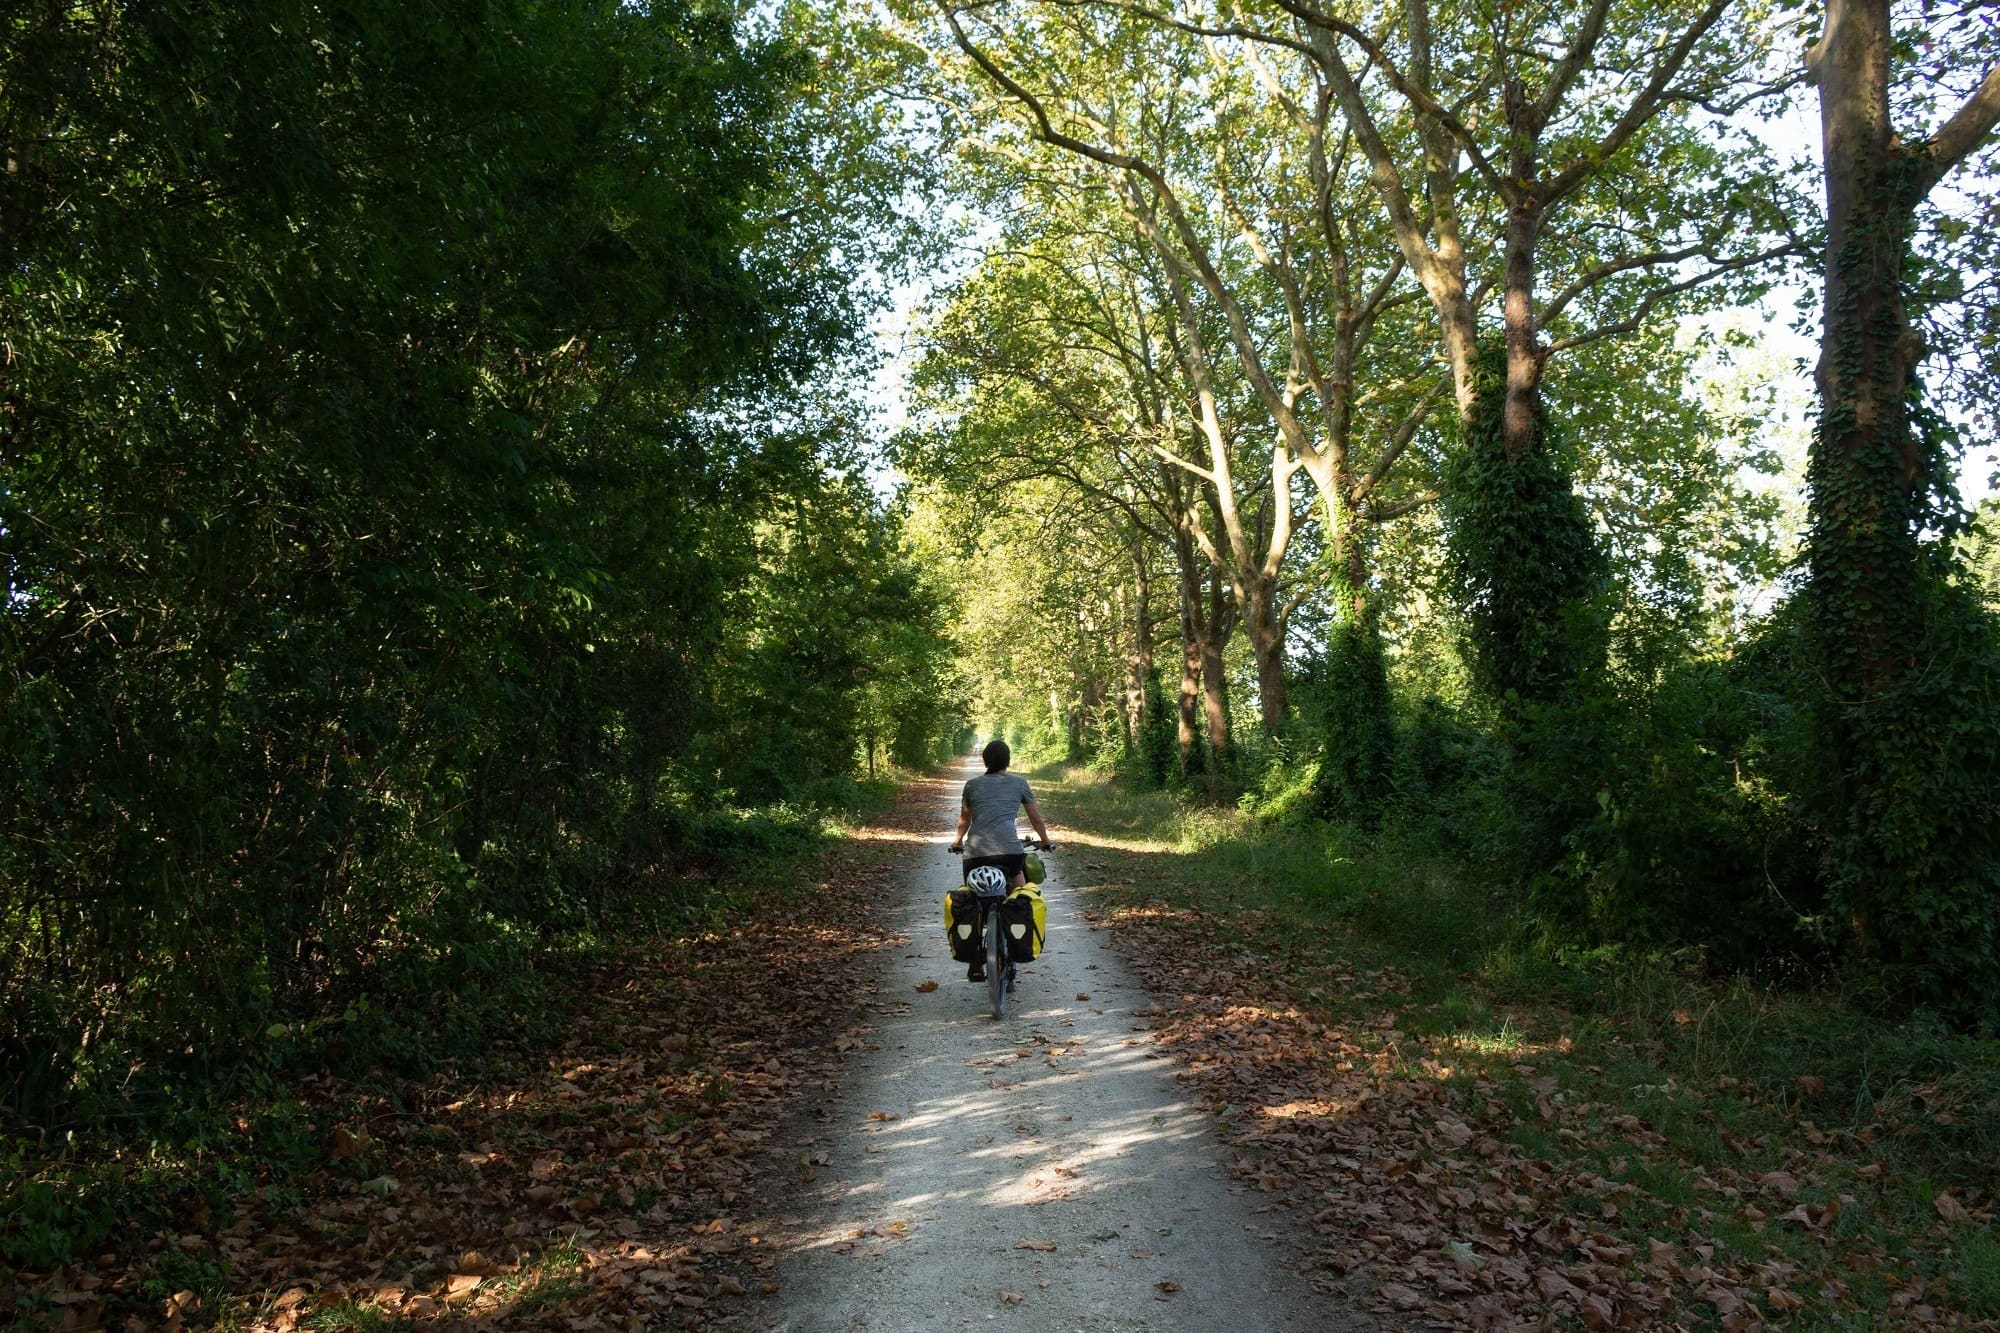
top-left (754, 760), bottom-right (1356, 1333)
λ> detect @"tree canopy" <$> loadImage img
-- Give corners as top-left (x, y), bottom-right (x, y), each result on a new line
top-left (5, 0), bottom-right (2000, 1279)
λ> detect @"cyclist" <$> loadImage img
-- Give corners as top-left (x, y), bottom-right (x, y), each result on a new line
top-left (949, 739), bottom-right (1052, 983)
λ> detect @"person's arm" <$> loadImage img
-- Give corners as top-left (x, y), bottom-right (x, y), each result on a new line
top-left (949, 801), bottom-right (971, 854)
top-left (1023, 798), bottom-right (1052, 850)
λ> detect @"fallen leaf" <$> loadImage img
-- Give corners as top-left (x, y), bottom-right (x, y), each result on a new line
top-left (1013, 1239), bottom-right (1056, 1251)
top-left (1155, 1281), bottom-right (1182, 1294)
top-left (1076, 993), bottom-right (1093, 1001)
top-left (914, 981), bottom-right (939, 993)
top-left (1936, 1192), bottom-right (1971, 1224)
top-left (999, 1290), bottom-right (1026, 1304)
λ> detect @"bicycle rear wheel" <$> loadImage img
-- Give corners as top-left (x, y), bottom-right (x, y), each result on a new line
top-left (987, 904), bottom-right (1007, 1019)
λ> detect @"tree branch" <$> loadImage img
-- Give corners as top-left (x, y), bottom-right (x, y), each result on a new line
top-left (1537, 242), bottom-right (1711, 329)
top-left (1543, 242), bottom-right (1803, 353)
top-left (1543, 0), bottom-right (1732, 206)
top-left (1917, 59), bottom-right (2000, 196)
top-left (1533, 0), bottom-right (1613, 125)
top-left (1361, 490), bottom-right (1440, 521)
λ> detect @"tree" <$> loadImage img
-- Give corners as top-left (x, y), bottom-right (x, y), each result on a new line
top-left (1799, 0), bottom-right (2000, 1006)
top-left (1073, 0), bottom-right (1802, 707)
top-left (0, 0), bottom-right (957, 1113)
top-left (929, 2), bottom-right (1448, 733)
top-left (902, 198), bottom-right (1250, 763)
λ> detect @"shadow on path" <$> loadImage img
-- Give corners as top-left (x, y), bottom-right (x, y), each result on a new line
top-left (755, 759), bottom-right (1356, 1333)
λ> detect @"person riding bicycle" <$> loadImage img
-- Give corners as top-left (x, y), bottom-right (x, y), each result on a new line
top-left (949, 738), bottom-right (1052, 984)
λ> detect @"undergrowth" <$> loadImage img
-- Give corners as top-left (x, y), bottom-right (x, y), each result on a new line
top-left (0, 781), bottom-right (897, 1275)
top-left (1042, 763), bottom-right (2000, 1324)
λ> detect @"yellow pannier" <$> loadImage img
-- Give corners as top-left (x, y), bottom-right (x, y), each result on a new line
top-left (1001, 885), bottom-right (1046, 962)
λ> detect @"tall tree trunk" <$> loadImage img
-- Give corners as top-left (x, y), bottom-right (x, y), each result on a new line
top-left (1809, 0), bottom-right (1928, 688)
top-left (1500, 197), bottom-right (1547, 460)
top-left (1080, 676), bottom-right (1107, 756)
top-left (1126, 556), bottom-right (1153, 747)
top-left (1054, 688), bottom-right (1082, 761)
top-left (1174, 523), bottom-right (1202, 765)
top-left (1245, 580), bottom-right (1286, 733)
top-left (1800, 0), bottom-right (2000, 996)
top-left (1202, 568), bottom-right (1234, 760)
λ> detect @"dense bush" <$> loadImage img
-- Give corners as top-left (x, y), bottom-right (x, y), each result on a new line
top-left (0, 0), bottom-right (961, 1123)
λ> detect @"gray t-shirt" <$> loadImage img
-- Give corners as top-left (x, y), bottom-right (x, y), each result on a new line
top-left (961, 772), bottom-right (1036, 856)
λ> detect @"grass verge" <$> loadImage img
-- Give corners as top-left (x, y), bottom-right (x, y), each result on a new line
top-left (1039, 762), bottom-right (2000, 1328)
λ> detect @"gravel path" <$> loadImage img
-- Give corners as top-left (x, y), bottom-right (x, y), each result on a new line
top-left (758, 760), bottom-right (1345, 1332)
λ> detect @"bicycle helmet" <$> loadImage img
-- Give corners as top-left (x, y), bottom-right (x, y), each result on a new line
top-left (966, 865), bottom-right (1008, 894)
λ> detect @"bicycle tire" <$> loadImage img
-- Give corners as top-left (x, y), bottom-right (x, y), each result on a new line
top-left (987, 902), bottom-right (1007, 1019)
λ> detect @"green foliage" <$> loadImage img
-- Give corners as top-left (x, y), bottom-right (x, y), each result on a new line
top-left (1134, 667), bottom-right (1178, 790)
top-left (1560, 634), bottom-right (1823, 974)
top-left (1311, 615), bottom-right (1396, 825)
top-left (0, 0), bottom-right (959, 1130)
top-left (1803, 211), bottom-right (2000, 1018)
top-left (1441, 348), bottom-right (1610, 709)
top-left (1965, 496), bottom-right (2000, 605)
top-left (699, 457), bottom-right (964, 802)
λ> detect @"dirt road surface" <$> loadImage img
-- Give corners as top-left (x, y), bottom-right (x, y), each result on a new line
top-left (757, 760), bottom-right (1346, 1332)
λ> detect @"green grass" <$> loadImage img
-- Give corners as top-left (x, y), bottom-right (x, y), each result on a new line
top-left (1040, 763), bottom-right (2000, 1325)
top-left (491, 1237), bottom-right (589, 1314)
top-left (303, 1298), bottom-right (393, 1332)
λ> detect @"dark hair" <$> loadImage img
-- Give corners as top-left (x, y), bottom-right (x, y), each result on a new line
top-left (981, 739), bottom-right (1011, 773)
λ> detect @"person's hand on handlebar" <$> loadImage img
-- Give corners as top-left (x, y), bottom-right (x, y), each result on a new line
top-left (1034, 838), bottom-right (1055, 851)
top-left (948, 842), bottom-right (963, 854)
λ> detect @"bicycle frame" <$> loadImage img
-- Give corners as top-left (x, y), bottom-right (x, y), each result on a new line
top-left (974, 886), bottom-right (1011, 1018)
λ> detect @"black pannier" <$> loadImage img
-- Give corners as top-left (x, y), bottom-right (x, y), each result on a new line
top-left (943, 888), bottom-right (984, 964)
top-left (998, 887), bottom-right (1045, 963)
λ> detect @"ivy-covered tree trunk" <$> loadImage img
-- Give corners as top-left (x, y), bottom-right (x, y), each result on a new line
top-left (1124, 558), bottom-right (1153, 747)
top-left (1315, 515), bottom-right (1394, 821)
top-left (1443, 346), bottom-right (1607, 710)
top-left (1803, 0), bottom-right (2000, 1006)
top-left (1811, 1), bottom-right (1939, 693)
top-left (1138, 665), bottom-right (1179, 788)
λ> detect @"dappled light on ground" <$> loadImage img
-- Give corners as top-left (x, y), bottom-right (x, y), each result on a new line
top-left (1050, 779), bottom-right (1964, 1330)
top-left (755, 756), bottom-right (1328, 1331)
top-left (783, 1056), bottom-right (1216, 1255)
top-left (1441, 1027), bottom-right (1572, 1062)
top-left (841, 826), bottom-right (944, 846)
top-left (1049, 827), bottom-right (1179, 855)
